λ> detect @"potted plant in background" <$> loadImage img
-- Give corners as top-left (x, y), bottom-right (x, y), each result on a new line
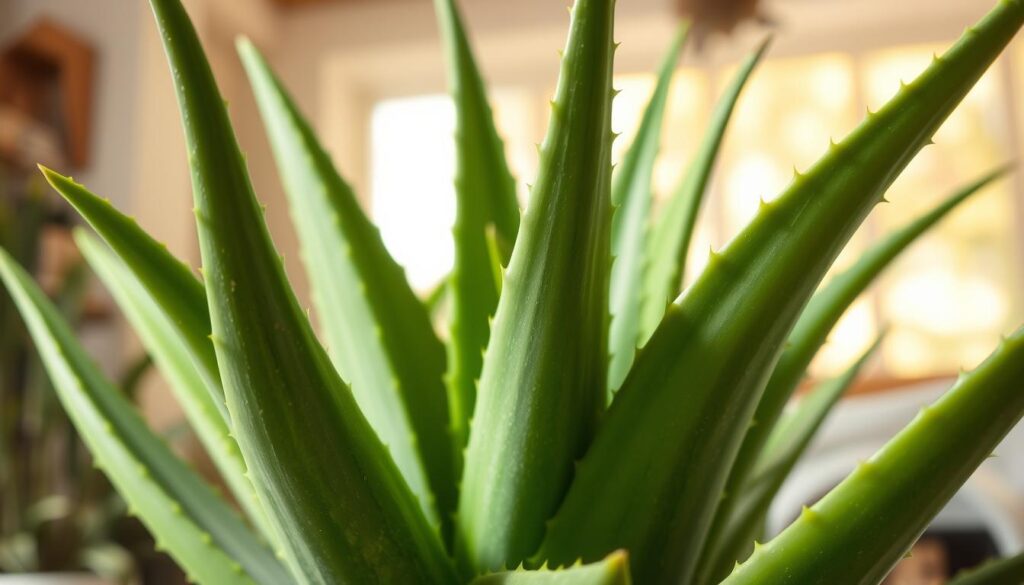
top-left (1, 0), bottom-right (1023, 583)
top-left (0, 173), bottom-right (174, 585)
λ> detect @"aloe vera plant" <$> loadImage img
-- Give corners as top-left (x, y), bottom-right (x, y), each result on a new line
top-left (1, 0), bottom-right (1023, 583)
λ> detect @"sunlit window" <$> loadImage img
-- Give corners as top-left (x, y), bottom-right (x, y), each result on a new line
top-left (370, 95), bottom-right (456, 293)
top-left (368, 41), bottom-right (1024, 380)
top-left (370, 90), bottom-right (536, 292)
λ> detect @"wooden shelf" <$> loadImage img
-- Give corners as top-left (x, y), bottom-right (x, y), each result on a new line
top-left (0, 19), bottom-right (95, 168)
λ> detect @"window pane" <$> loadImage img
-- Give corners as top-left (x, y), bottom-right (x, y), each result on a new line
top-left (370, 90), bottom-right (536, 292)
top-left (371, 94), bottom-right (456, 293)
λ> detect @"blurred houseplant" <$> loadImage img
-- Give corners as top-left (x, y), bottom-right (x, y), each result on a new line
top-left (0, 173), bottom-right (155, 584)
top-left (1, 0), bottom-right (1023, 583)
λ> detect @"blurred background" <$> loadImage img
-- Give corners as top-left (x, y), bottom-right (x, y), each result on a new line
top-left (1, 0), bottom-right (1022, 583)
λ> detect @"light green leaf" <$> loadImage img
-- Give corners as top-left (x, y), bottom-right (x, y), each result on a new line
top-left (723, 327), bottom-right (1024, 584)
top-left (696, 334), bottom-right (883, 584)
top-left (435, 0), bottom-right (522, 448)
top-left (457, 0), bottom-right (615, 574)
top-left (638, 38), bottom-right (769, 343)
top-left (0, 250), bottom-right (288, 585)
top-left (606, 25), bottom-right (687, 393)
top-left (238, 39), bottom-right (456, 543)
top-left (538, 3), bottom-right (1024, 583)
top-left (75, 230), bottom-right (270, 539)
top-left (472, 551), bottom-right (631, 585)
top-left (148, 0), bottom-right (457, 582)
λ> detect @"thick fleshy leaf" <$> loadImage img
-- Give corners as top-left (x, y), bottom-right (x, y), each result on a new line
top-left (696, 335), bottom-right (883, 585)
top-left (717, 165), bottom-right (1011, 537)
top-left (0, 250), bottom-right (289, 585)
top-left (638, 38), bottom-right (769, 343)
top-left (148, 0), bottom-right (457, 583)
top-left (722, 327), bottom-right (1024, 584)
top-left (74, 230), bottom-right (270, 538)
top-left (40, 171), bottom-right (269, 534)
top-left (949, 552), bottom-right (1024, 585)
top-left (606, 25), bottom-right (688, 392)
top-left (434, 0), bottom-right (522, 448)
top-left (238, 39), bottom-right (456, 542)
top-left (538, 4), bottom-right (1024, 584)
top-left (457, 0), bottom-right (615, 573)
top-left (39, 167), bottom-right (223, 418)
top-left (472, 552), bottom-right (631, 585)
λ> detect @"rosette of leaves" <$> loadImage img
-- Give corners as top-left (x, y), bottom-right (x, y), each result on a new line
top-left (1, 0), bottom-right (1023, 584)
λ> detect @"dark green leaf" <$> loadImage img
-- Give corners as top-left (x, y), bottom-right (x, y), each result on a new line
top-left (0, 250), bottom-right (288, 585)
top-left (435, 0), bottom-right (522, 449)
top-left (538, 4), bottom-right (1024, 583)
top-left (75, 230), bottom-right (271, 538)
top-left (148, 0), bottom-right (458, 582)
top-left (723, 327), bottom-right (1024, 584)
top-left (472, 551), bottom-right (631, 585)
top-left (696, 334), bottom-right (883, 584)
top-left (718, 165), bottom-right (1011, 544)
top-left (457, 0), bottom-right (615, 573)
top-left (238, 39), bottom-right (456, 543)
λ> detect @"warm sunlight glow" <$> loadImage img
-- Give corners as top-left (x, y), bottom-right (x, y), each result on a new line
top-left (371, 95), bottom-right (457, 292)
top-left (369, 45), bottom-right (1022, 377)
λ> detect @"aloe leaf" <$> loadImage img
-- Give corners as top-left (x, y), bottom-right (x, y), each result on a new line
top-left (237, 39), bottom-right (456, 543)
top-left (434, 0), bottom-right (521, 448)
top-left (538, 4), bottom-right (1024, 583)
top-left (0, 250), bottom-right (289, 585)
top-left (74, 230), bottom-right (270, 539)
top-left (457, 0), bottom-right (615, 573)
top-left (722, 327), bottom-right (1024, 584)
top-left (41, 170), bottom-right (269, 534)
top-left (718, 164), bottom-right (1011, 534)
top-left (148, 0), bottom-right (457, 582)
top-left (606, 26), bottom-right (687, 393)
top-left (949, 552), bottom-right (1024, 585)
top-left (638, 38), bottom-right (769, 343)
top-left (472, 552), bottom-right (631, 585)
top-left (39, 167), bottom-right (223, 419)
top-left (696, 334), bottom-right (883, 585)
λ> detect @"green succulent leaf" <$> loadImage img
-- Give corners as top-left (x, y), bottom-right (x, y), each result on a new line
top-left (638, 38), bottom-right (769, 343)
top-left (696, 334), bottom-right (884, 585)
top-left (434, 0), bottom-right (522, 449)
top-left (538, 3), bottom-right (1024, 583)
top-left (457, 0), bottom-right (615, 573)
top-left (472, 551), bottom-right (631, 585)
top-left (0, 250), bottom-right (288, 585)
top-left (606, 25), bottom-right (688, 393)
top-left (39, 167), bottom-right (223, 418)
top-left (238, 39), bottom-right (456, 543)
top-left (722, 327), bottom-right (1024, 584)
top-left (74, 230), bottom-right (270, 539)
top-left (148, 0), bottom-right (457, 583)
top-left (718, 164), bottom-right (1011, 536)
top-left (948, 552), bottom-right (1024, 585)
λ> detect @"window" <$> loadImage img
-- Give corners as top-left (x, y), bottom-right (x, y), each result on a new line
top-left (367, 42), bottom-right (1024, 380)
